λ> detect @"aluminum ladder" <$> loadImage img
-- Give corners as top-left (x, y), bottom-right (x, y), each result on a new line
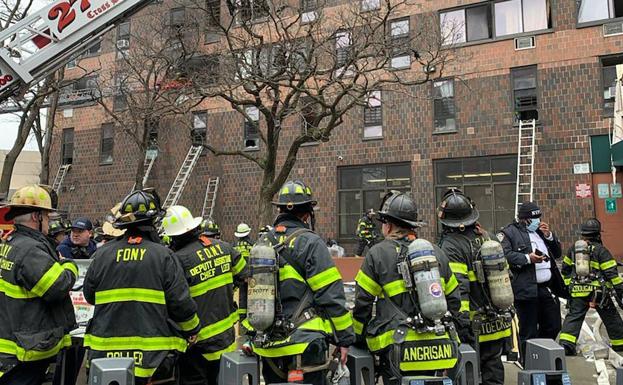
top-left (52, 164), bottom-right (71, 192)
top-left (162, 145), bottom-right (202, 208)
top-left (141, 149), bottom-right (158, 187)
top-left (514, 119), bottom-right (536, 218)
top-left (201, 177), bottom-right (220, 219)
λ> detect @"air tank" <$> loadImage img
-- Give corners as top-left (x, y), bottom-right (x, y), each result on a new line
top-left (574, 239), bottom-right (590, 278)
top-left (407, 239), bottom-right (447, 322)
top-left (247, 240), bottom-right (277, 332)
top-left (480, 240), bottom-right (514, 310)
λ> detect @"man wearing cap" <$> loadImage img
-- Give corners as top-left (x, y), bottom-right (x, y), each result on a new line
top-left (233, 223), bottom-right (254, 262)
top-left (355, 209), bottom-right (378, 257)
top-left (498, 202), bottom-right (565, 360)
top-left (0, 185), bottom-right (77, 384)
top-left (57, 218), bottom-right (97, 260)
top-left (559, 218), bottom-right (623, 355)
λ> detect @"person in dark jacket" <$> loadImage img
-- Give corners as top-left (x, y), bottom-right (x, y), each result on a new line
top-left (559, 218), bottom-right (623, 355)
top-left (438, 189), bottom-right (510, 385)
top-left (57, 218), bottom-right (97, 260)
top-left (83, 190), bottom-right (201, 385)
top-left (244, 180), bottom-right (354, 385)
top-left (353, 191), bottom-right (463, 385)
top-left (498, 201), bottom-right (564, 360)
top-left (48, 218), bottom-right (70, 246)
top-left (355, 209), bottom-right (378, 257)
top-left (0, 184), bottom-right (78, 385)
top-left (233, 223), bottom-right (254, 262)
top-left (162, 205), bottom-right (247, 385)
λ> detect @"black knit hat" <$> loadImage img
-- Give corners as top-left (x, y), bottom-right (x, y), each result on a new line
top-left (517, 201), bottom-right (542, 220)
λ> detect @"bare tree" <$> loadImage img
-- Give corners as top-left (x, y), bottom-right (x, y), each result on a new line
top-left (183, 0), bottom-right (459, 224)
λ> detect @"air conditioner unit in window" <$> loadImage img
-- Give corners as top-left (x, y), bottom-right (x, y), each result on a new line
top-left (301, 11), bottom-right (317, 23)
top-left (116, 39), bottom-right (129, 49)
top-left (604, 21), bottom-right (623, 37)
top-left (514, 36), bottom-right (535, 50)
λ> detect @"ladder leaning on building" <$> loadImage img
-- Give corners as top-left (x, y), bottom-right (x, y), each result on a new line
top-left (515, 119), bottom-right (537, 218)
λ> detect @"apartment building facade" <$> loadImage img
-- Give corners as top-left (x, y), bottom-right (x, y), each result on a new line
top-left (51, 0), bottom-right (623, 256)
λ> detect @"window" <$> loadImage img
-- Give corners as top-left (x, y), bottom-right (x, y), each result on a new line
top-left (185, 55), bottom-right (220, 84)
top-left (602, 56), bottom-right (623, 115)
top-left (338, 163), bottom-right (411, 239)
top-left (100, 123), bottom-right (114, 164)
top-left (578, 0), bottom-right (623, 23)
top-left (390, 18), bottom-right (410, 69)
top-left (441, 5), bottom-right (492, 44)
top-left (61, 128), bottom-right (74, 165)
top-left (244, 106), bottom-right (260, 149)
top-left (170, 7), bottom-right (186, 28)
top-left (116, 22), bottom-right (130, 60)
top-left (301, 0), bottom-right (317, 12)
top-left (335, 31), bottom-right (351, 68)
top-left (113, 74), bottom-right (127, 111)
top-left (494, 0), bottom-right (548, 36)
top-left (238, 0), bottom-right (269, 22)
top-left (433, 79), bottom-right (456, 132)
top-left (83, 39), bottom-right (101, 57)
top-left (205, 0), bottom-right (221, 42)
top-left (59, 75), bottom-right (99, 106)
top-left (192, 111), bottom-right (207, 146)
top-left (361, 0), bottom-right (380, 12)
top-left (364, 91), bottom-right (382, 138)
top-left (511, 65), bottom-right (538, 122)
top-left (147, 118), bottom-right (159, 145)
top-left (434, 156), bottom-right (517, 234)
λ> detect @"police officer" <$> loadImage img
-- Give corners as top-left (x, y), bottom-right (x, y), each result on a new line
top-left (559, 218), bottom-right (623, 355)
top-left (0, 185), bottom-right (78, 385)
top-left (246, 180), bottom-right (354, 385)
top-left (353, 191), bottom-right (463, 385)
top-left (233, 223), bottom-right (254, 261)
top-left (83, 190), bottom-right (201, 384)
top-left (498, 202), bottom-right (565, 360)
top-left (161, 205), bottom-right (247, 385)
top-left (355, 209), bottom-right (378, 257)
top-left (438, 189), bottom-right (509, 385)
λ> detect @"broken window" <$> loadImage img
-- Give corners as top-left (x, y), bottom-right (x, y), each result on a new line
top-left (244, 106), bottom-right (260, 149)
top-left (61, 128), bottom-right (74, 165)
top-left (364, 91), bottom-right (382, 138)
top-left (511, 66), bottom-right (538, 122)
top-left (192, 111), bottom-right (207, 146)
top-left (433, 79), bottom-right (456, 132)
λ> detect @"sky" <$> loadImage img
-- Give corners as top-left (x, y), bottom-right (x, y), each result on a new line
top-left (0, 114), bottom-right (41, 151)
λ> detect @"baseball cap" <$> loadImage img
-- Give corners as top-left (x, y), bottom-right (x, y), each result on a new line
top-left (71, 217), bottom-right (93, 231)
top-left (517, 202), bottom-right (542, 220)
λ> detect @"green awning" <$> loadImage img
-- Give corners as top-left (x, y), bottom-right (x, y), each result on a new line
top-left (613, 141), bottom-right (623, 167)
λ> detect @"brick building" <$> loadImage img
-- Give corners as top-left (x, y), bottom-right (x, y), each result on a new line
top-left (51, 0), bottom-right (623, 256)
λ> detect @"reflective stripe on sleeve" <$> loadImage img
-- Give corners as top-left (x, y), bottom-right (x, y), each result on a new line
top-left (232, 257), bottom-right (247, 275)
top-left (383, 280), bottom-right (407, 297)
top-left (563, 256), bottom-right (573, 266)
top-left (307, 267), bottom-right (342, 292)
top-left (601, 260), bottom-right (618, 270)
top-left (330, 312), bottom-right (353, 331)
top-left (279, 265), bottom-right (304, 283)
top-left (95, 288), bottom-right (166, 305)
top-left (134, 366), bottom-right (158, 378)
top-left (559, 333), bottom-right (577, 344)
top-left (202, 341), bottom-right (237, 361)
top-left (460, 300), bottom-right (470, 312)
top-left (355, 270), bottom-right (382, 297)
top-left (30, 263), bottom-right (65, 297)
top-left (443, 274), bottom-right (459, 294)
top-left (353, 318), bottom-right (364, 335)
top-left (448, 262), bottom-right (468, 276)
top-left (612, 276), bottom-right (623, 286)
top-left (178, 314), bottom-right (200, 332)
top-left (61, 262), bottom-right (79, 279)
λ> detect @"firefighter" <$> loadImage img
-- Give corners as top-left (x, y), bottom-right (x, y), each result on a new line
top-left (355, 209), bottom-right (378, 257)
top-left (202, 219), bottom-right (221, 240)
top-left (559, 218), bottom-right (623, 355)
top-left (161, 205), bottom-right (247, 385)
top-left (353, 191), bottom-right (463, 385)
top-left (83, 190), bottom-right (201, 385)
top-left (0, 184), bottom-right (78, 385)
top-left (233, 223), bottom-right (254, 261)
top-left (49, 217), bottom-right (70, 246)
top-left (438, 189), bottom-right (510, 385)
top-left (245, 180), bottom-right (354, 385)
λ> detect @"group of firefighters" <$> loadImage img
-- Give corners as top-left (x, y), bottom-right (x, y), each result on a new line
top-left (0, 180), bottom-right (622, 385)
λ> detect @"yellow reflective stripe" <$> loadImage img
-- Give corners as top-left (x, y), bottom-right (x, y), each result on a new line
top-left (479, 327), bottom-right (511, 342)
top-left (563, 256), bottom-right (573, 266)
top-left (197, 311), bottom-right (239, 342)
top-left (563, 278), bottom-right (572, 285)
top-left (331, 312), bottom-right (353, 331)
top-left (0, 370), bottom-right (3, 378)
top-left (400, 358), bottom-right (458, 371)
top-left (559, 333), bottom-right (577, 344)
top-left (232, 257), bottom-right (247, 275)
top-left (443, 274), bottom-right (459, 294)
top-left (95, 288), bottom-right (165, 305)
top-left (307, 267), bottom-right (341, 291)
top-left (366, 329), bottom-right (450, 352)
top-left (0, 335), bottom-right (71, 361)
top-left (448, 262), bottom-right (468, 276)
top-left (353, 318), bottom-right (364, 335)
top-left (241, 318), bottom-right (253, 331)
top-left (610, 338), bottom-right (623, 346)
top-left (460, 300), bottom-right (470, 312)
top-left (30, 263), bottom-right (64, 297)
top-left (202, 341), bottom-right (237, 361)
top-left (189, 273), bottom-right (233, 297)
top-left (355, 270), bottom-right (382, 297)
top-left (178, 314), bottom-right (200, 332)
top-left (238, 308), bottom-right (247, 315)
top-left (613, 276), bottom-right (623, 285)
top-left (467, 271), bottom-right (477, 282)
top-left (0, 278), bottom-right (37, 299)
top-left (601, 260), bottom-right (618, 270)
top-left (84, 335), bottom-right (187, 352)
top-left (61, 262), bottom-right (78, 279)
top-left (591, 261), bottom-right (600, 269)
top-left (298, 317), bottom-right (333, 334)
top-left (134, 366), bottom-right (158, 378)
top-left (279, 265), bottom-right (304, 283)
top-left (383, 280), bottom-right (407, 297)
top-left (253, 342), bottom-right (309, 357)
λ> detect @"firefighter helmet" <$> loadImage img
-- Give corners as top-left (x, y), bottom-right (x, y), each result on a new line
top-left (114, 190), bottom-right (164, 229)
top-left (202, 219), bottom-right (220, 236)
top-left (234, 223), bottom-right (252, 238)
top-left (271, 180), bottom-right (317, 210)
top-left (48, 219), bottom-right (69, 237)
top-left (3, 184), bottom-right (56, 220)
top-left (437, 188), bottom-right (479, 228)
top-left (102, 222), bottom-right (125, 237)
top-left (580, 218), bottom-right (602, 235)
top-left (161, 205), bottom-right (203, 237)
top-left (377, 191), bottom-right (423, 229)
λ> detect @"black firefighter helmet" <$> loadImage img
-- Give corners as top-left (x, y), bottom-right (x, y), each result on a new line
top-left (437, 188), bottom-right (479, 228)
top-left (377, 190), bottom-right (423, 229)
top-left (114, 189), bottom-right (164, 229)
top-left (272, 180), bottom-right (317, 210)
top-left (580, 218), bottom-right (602, 236)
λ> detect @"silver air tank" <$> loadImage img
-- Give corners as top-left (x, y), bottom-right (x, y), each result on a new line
top-left (480, 240), bottom-right (514, 310)
top-left (407, 239), bottom-right (448, 322)
top-left (247, 240), bottom-right (277, 332)
top-left (574, 239), bottom-right (590, 278)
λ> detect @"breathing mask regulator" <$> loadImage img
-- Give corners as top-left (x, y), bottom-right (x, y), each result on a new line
top-left (472, 240), bottom-right (515, 321)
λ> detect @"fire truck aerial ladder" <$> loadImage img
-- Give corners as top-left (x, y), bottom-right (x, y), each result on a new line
top-left (0, 0), bottom-right (152, 103)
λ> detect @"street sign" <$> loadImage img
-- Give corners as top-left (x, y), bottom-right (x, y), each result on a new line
top-left (575, 183), bottom-right (592, 198)
top-left (606, 198), bottom-right (617, 214)
top-left (598, 184), bottom-right (610, 199)
top-left (573, 163), bottom-right (590, 174)
top-left (611, 183), bottom-right (623, 198)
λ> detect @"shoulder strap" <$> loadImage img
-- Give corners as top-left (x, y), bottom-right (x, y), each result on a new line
top-left (274, 228), bottom-right (313, 277)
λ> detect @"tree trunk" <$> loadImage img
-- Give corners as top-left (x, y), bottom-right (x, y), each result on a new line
top-left (258, 187), bottom-right (275, 228)
top-left (40, 71), bottom-right (63, 185)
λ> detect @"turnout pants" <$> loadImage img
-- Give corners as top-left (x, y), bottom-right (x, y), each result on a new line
top-left (261, 339), bottom-right (328, 385)
top-left (0, 360), bottom-right (52, 385)
top-left (178, 348), bottom-right (220, 385)
top-left (479, 339), bottom-right (505, 385)
top-left (560, 295), bottom-right (623, 352)
top-left (514, 285), bottom-right (561, 360)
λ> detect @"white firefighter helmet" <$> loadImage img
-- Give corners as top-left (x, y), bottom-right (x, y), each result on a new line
top-left (161, 205), bottom-right (202, 237)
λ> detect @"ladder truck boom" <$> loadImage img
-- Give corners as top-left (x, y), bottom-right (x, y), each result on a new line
top-left (0, 0), bottom-right (152, 103)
